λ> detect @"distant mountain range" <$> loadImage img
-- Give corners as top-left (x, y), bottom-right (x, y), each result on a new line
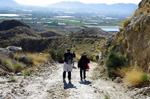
top-left (0, 0), bottom-right (138, 16)
top-left (0, 0), bottom-right (19, 7)
top-left (48, 1), bottom-right (138, 15)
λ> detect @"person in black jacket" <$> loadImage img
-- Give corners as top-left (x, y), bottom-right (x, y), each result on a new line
top-left (78, 52), bottom-right (90, 82)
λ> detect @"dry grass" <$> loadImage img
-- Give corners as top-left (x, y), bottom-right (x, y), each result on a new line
top-left (15, 52), bottom-right (51, 66)
top-left (26, 53), bottom-right (50, 66)
top-left (3, 58), bottom-right (14, 71)
top-left (124, 69), bottom-right (143, 87)
top-left (76, 53), bottom-right (82, 61)
top-left (3, 58), bottom-right (24, 72)
top-left (122, 19), bottom-right (131, 27)
top-left (116, 65), bottom-right (149, 87)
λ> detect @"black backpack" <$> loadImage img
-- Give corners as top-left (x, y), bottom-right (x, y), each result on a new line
top-left (66, 55), bottom-right (73, 65)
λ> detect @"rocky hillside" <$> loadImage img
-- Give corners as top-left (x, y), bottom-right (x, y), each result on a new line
top-left (0, 20), bottom-right (40, 47)
top-left (38, 30), bottom-right (63, 37)
top-left (0, 19), bottom-right (112, 59)
top-left (71, 27), bottom-right (112, 38)
top-left (18, 27), bottom-right (111, 56)
top-left (0, 20), bottom-right (30, 31)
top-left (101, 0), bottom-right (150, 71)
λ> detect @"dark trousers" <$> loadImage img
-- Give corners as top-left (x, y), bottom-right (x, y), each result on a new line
top-left (63, 71), bottom-right (71, 80)
top-left (80, 68), bottom-right (86, 80)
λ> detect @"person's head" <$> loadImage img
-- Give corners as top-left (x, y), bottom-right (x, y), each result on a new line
top-left (81, 52), bottom-right (86, 56)
top-left (67, 49), bottom-right (70, 52)
top-left (73, 51), bottom-right (75, 53)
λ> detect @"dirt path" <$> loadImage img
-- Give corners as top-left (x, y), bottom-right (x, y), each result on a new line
top-left (0, 62), bottom-right (146, 99)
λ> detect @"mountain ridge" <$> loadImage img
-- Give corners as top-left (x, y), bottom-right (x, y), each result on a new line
top-left (0, 0), bottom-right (19, 7)
top-left (48, 1), bottom-right (138, 15)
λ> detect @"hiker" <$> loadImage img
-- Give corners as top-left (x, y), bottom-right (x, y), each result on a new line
top-left (62, 49), bottom-right (73, 83)
top-left (96, 55), bottom-right (99, 63)
top-left (72, 51), bottom-right (76, 67)
top-left (78, 52), bottom-right (90, 82)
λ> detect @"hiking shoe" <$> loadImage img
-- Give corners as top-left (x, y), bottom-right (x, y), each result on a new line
top-left (69, 80), bottom-right (71, 84)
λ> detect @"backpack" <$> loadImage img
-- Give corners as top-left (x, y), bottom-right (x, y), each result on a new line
top-left (66, 55), bottom-right (72, 65)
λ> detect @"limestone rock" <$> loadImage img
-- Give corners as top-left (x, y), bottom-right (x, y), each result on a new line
top-left (114, 77), bottom-right (122, 83)
top-left (17, 55), bottom-right (33, 65)
top-left (6, 46), bottom-right (22, 52)
top-left (101, 0), bottom-right (150, 72)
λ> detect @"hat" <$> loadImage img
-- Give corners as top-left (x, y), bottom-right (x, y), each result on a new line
top-left (83, 52), bottom-right (86, 56)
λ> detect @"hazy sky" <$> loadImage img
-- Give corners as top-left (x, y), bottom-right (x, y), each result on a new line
top-left (14, 0), bottom-right (141, 6)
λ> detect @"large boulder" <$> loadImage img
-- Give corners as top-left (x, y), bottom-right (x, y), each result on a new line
top-left (6, 46), bottom-right (22, 52)
top-left (101, 0), bottom-right (150, 72)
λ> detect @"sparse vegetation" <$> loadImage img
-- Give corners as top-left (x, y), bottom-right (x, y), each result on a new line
top-left (134, 26), bottom-right (140, 32)
top-left (24, 71), bottom-right (30, 77)
top-left (2, 58), bottom-right (24, 73)
top-left (117, 65), bottom-right (149, 87)
top-left (9, 76), bottom-right (16, 82)
top-left (14, 62), bottom-right (24, 73)
top-left (3, 58), bottom-right (14, 72)
top-left (87, 53), bottom-right (96, 62)
top-left (15, 52), bottom-right (50, 66)
top-left (122, 19), bottom-right (131, 27)
top-left (117, 36), bottom-right (123, 45)
top-left (104, 93), bottom-right (110, 99)
top-left (105, 49), bottom-right (127, 77)
top-left (44, 49), bottom-right (65, 63)
top-left (124, 69), bottom-right (144, 87)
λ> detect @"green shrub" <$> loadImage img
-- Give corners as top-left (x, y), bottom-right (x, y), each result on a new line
top-left (87, 54), bottom-right (96, 62)
top-left (56, 49), bottom-right (65, 63)
top-left (24, 71), bottom-right (30, 76)
top-left (141, 74), bottom-right (148, 81)
top-left (122, 19), bottom-right (131, 27)
top-left (44, 49), bottom-right (65, 63)
top-left (14, 63), bottom-right (24, 73)
top-left (106, 49), bottom-right (127, 77)
top-left (3, 58), bottom-right (14, 71)
top-left (9, 76), bottom-right (16, 82)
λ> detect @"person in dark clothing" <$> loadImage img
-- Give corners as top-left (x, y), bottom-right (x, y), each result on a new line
top-left (72, 51), bottom-right (76, 67)
top-left (78, 52), bottom-right (90, 82)
top-left (62, 49), bottom-right (73, 83)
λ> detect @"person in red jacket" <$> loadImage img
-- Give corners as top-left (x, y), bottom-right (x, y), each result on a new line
top-left (78, 52), bottom-right (90, 82)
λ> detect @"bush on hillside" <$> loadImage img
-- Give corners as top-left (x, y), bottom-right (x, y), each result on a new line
top-left (2, 58), bottom-right (24, 73)
top-left (106, 49), bottom-right (127, 77)
top-left (87, 54), bottom-right (96, 62)
top-left (44, 49), bottom-right (65, 63)
top-left (14, 62), bottom-right (24, 73)
top-left (122, 19), bottom-right (131, 27)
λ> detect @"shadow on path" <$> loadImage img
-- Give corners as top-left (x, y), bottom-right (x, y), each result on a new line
top-left (79, 80), bottom-right (91, 85)
top-left (63, 80), bottom-right (76, 89)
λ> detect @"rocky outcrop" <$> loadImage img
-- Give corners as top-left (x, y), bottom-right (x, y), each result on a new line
top-left (101, 0), bottom-right (150, 71)
top-left (71, 27), bottom-right (113, 38)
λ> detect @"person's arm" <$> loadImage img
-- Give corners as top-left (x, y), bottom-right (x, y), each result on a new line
top-left (62, 56), bottom-right (65, 61)
top-left (62, 53), bottom-right (65, 61)
top-left (78, 59), bottom-right (81, 69)
top-left (87, 58), bottom-right (90, 63)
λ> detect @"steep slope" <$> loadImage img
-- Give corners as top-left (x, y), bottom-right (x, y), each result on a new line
top-left (17, 27), bottom-right (112, 58)
top-left (38, 30), bottom-right (63, 37)
top-left (0, 20), bottom-right (39, 47)
top-left (0, 20), bottom-right (30, 31)
top-left (71, 27), bottom-right (112, 38)
top-left (101, 0), bottom-right (150, 71)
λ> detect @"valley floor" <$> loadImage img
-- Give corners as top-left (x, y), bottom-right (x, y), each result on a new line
top-left (0, 62), bottom-right (149, 99)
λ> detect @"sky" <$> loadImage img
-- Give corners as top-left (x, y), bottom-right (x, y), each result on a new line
top-left (14, 0), bottom-right (141, 6)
